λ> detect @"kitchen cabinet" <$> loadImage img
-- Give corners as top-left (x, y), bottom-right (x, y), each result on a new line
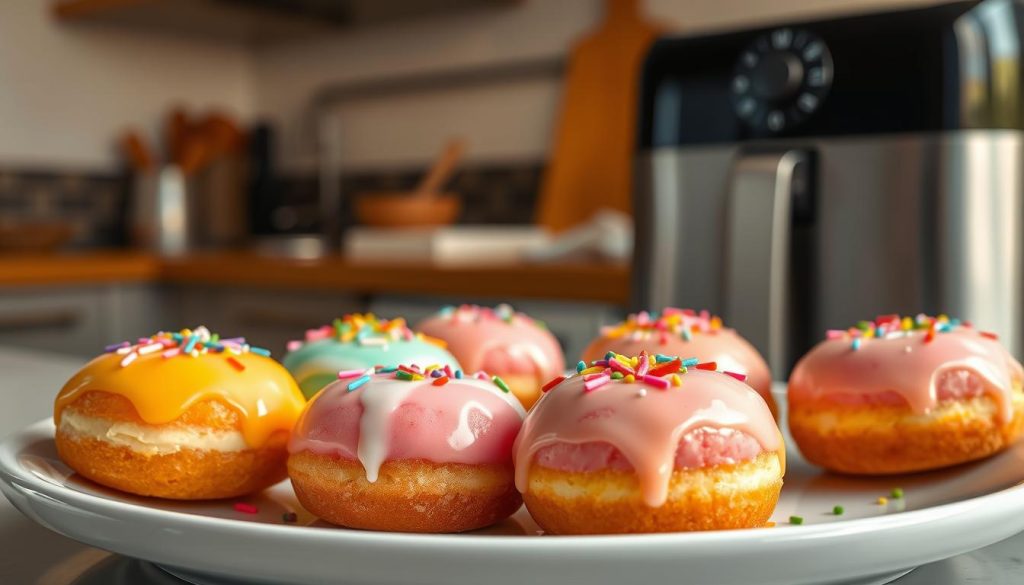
top-left (0, 252), bottom-right (628, 359)
top-left (53, 0), bottom-right (519, 45)
top-left (0, 284), bottom-right (164, 357)
top-left (0, 285), bottom-right (618, 361)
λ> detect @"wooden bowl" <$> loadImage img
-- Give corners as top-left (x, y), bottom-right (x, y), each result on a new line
top-left (353, 192), bottom-right (461, 228)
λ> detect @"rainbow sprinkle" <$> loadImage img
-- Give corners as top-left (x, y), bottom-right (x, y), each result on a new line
top-left (599, 308), bottom-right (725, 345)
top-left (286, 313), bottom-right (446, 353)
top-left (233, 502), bottom-right (259, 515)
top-left (540, 350), bottom-right (748, 394)
top-left (436, 303), bottom-right (547, 329)
top-left (334, 363), bottom-right (516, 396)
top-left (104, 327), bottom-right (269, 370)
top-left (346, 375), bottom-right (372, 392)
top-left (825, 314), bottom-right (988, 351)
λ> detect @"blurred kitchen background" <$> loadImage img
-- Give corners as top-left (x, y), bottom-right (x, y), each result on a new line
top-left (0, 0), bottom-right (1017, 369)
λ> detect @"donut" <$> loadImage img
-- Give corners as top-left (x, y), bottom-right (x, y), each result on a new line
top-left (283, 313), bottom-right (460, 398)
top-left (54, 327), bottom-right (306, 500)
top-left (416, 304), bottom-right (565, 409)
top-left (287, 363), bottom-right (525, 532)
top-left (514, 351), bottom-right (784, 535)
top-left (581, 308), bottom-right (775, 417)
top-left (788, 314), bottom-right (1024, 474)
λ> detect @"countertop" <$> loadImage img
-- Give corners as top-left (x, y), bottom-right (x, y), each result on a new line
top-left (0, 251), bottom-right (629, 304)
top-left (2, 347), bottom-right (1024, 584)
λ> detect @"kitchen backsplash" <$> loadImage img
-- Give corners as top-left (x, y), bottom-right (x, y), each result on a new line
top-left (0, 168), bottom-right (129, 248)
top-left (0, 162), bottom-right (544, 248)
top-left (256, 162), bottom-right (543, 234)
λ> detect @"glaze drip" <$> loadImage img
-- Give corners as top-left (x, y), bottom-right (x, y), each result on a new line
top-left (55, 327), bottom-right (306, 449)
top-left (513, 352), bottom-right (782, 507)
top-left (288, 364), bottom-right (526, 482)
top-left (789, 314), bottom-right (1023, 423)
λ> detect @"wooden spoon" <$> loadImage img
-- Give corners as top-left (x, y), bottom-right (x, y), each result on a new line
top-left (414, 138), bottom-right (465, 198)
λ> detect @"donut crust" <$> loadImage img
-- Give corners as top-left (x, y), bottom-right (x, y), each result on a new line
top-left (788, 388), bottom-right (1024, 475)
top-left (288, 451), bottom-right (521, 533)
top-left (55, 391), bottom-right (288, 500)
top-left (521, 451), bottom-right (782, 535)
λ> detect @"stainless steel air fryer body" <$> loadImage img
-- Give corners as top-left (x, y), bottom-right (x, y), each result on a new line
top-left (633, 0), bottom-right (1024, 374)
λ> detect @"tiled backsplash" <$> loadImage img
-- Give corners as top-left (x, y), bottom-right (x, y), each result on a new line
top-left (0, 162), bottom-right (543, 247)
top-left (0, 169), bottom-right (129, 248)
top-left (256, 162), bottom-right (544, 234)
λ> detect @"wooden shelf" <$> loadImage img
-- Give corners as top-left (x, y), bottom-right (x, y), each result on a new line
top-left (0, 252), bottom-right (160, 287)
top-left (53, 0), bottom-right (519, 45)
top-left (0, 251), bottom-right (631, 305)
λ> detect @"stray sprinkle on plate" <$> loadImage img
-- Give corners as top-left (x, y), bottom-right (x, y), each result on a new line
top-left (877, 497), bottom-right (889, 505)
top-left (233, 502), bottom-right (258, 514)
top-left (890, 487), bottom-right (904, 499)
top-left (789, 515), bottom-right (804, 525)
top-left (833, 505), bottom-right (844, 515)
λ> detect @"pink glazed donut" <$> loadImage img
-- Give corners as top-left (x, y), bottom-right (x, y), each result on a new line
top-left (515, 351), bottom-right (784, 535)
top-left (417, 304), bottom-right (565, 409)
top-left (581, 308), bottom-right (776, 417)
top-left (788, 314), bottom-right (1024, 474)
top-left (287, 364), bottom-right (525, 532)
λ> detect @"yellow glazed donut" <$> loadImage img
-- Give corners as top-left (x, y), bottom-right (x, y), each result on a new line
top-left (54, 327), bottom-right (306, 500)
top-left (515, 352), bottom-right (784, 534)
top-left (788, 314), bottom-right (1024, 474)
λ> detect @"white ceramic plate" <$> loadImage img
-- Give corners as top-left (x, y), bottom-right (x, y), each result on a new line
top-left (3, 417), bottom-right (1024, 585)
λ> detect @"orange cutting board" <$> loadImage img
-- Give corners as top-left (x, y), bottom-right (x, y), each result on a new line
top-left (537, 0), bottom-right (665, 232)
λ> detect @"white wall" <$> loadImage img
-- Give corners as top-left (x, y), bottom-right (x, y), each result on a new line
top-left (0, 0), bottom-right (939, 172)
top-left (0, 0), bottom-right (254, 171)
top-left (252, 0), bottom-right (939, 172)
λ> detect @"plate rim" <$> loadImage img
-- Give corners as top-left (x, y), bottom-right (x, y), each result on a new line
top-left (6, 415), bottom-right (1024, 585)
top-left (4, 416), bottom-right (1024, 550)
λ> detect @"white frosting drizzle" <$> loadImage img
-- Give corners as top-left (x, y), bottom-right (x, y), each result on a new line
top-left (356, 375), bottom-right (525, 483)
top-left (447, 401), bottom-right (493, 451)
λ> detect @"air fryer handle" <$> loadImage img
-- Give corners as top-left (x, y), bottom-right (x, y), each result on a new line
top-left (724, 150), bottom-right (805, 376)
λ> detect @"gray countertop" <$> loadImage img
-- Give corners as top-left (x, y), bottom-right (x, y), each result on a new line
top-left (1, 347), bottom-right (1022, 585)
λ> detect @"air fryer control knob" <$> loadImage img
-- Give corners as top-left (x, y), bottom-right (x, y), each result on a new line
top-left (751, 52), bottom-right (804, 101)
top-left (732, 28), bottom-right (833, 133)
